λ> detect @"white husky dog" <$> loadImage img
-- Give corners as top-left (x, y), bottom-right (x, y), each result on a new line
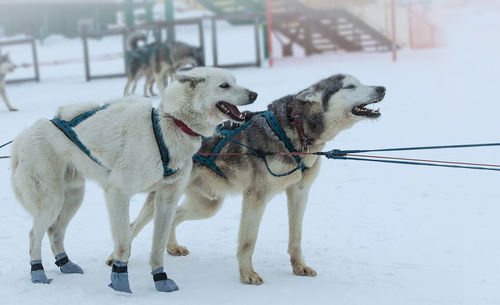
top-left (10, 67), bottom-right (257, 293)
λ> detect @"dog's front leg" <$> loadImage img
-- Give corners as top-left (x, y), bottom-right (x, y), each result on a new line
top-left (237, 190), bottom-right (270, 285)
top-left (0, 84), bottom-right (17, 111)
top-left (286, 182), bottom-right (317, 277)
top-left (105, 187), bottom-right (133, 293)
top-left (149, 186), bottom-right (183, 292)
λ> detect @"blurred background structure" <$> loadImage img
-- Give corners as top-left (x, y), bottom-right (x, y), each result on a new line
top-left (0, 0), bottom-right (474, 82)
top-left (0, 0), bottom-right (466, 48)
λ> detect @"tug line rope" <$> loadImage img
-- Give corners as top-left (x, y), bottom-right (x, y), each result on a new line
top-left (2, 140), bottom-right (500, 172)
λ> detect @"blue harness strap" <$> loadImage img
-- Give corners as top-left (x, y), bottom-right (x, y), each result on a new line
top-left (261, 111), bottom-right (306, 172)
top-left (151, 108), bottom-right (178, 177)
top-left (51, 106), bottom-right (177, 177)
top-left (192, 119), bottom-right (255, 178)
top-left (51, 105), bottom-right (110, 171)
top-left (193, 111), bottom-right (306, 178)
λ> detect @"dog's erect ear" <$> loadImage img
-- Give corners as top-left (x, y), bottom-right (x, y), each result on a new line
top-left (295, 87), bottom-right (322, 103)
top-left (175, 75), bottom-right (205, 88)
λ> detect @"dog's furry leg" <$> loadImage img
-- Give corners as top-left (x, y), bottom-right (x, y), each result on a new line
top-left (149, 186), bottom-right (184, 292)
top-left (106, 191), bottom-right (156, 266)
top-left (166, 191), bottom-right (224, 256)
top-left (237, 190), bottom-right (270, 285)
top-left (130, 79), bottom-right (139, 95)
top-left (11, 142), bottom-right (65, 283)
top-left (0, 83), bottom-right (17, 111)
top-left (286, 183), bottom-right (317, 277)
top-left (105, 188), bottom-right (132, 293)
top-left (47, 167), bottom-right (85, 274)
top-left (123, 77), bottom-right (133, 96)
top-left (143, 73), bottom-right (153, 97)
top-left (148, 78), bottom-right (156, 96)
top-left (29, 212), bottom-right (60, 284)
top-left (153, 72), bottom-right (165, 95)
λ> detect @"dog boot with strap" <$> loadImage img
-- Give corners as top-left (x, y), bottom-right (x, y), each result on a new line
top-left (55, 252), bottom-right (84, 274)
top-left (152, 267), bottom-right (179, 292)
top-left (108, 260), bottom-right (132, 293)
top-left (30, 260), bottom-right (52, 284)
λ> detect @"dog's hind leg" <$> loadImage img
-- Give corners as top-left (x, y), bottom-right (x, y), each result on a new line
top-left (237, 190), bottom-right (271, 285)
top-left (286, 183), bottom-right (317, 277)
top-left (143, 73), bottom-right (153, 97)
top-left (166, 191), bottom-right (225, 256)
top-left (12, 151), bottom-right (65, 283)
top-left (153, 72), bottom-right (165, 95)
top-left (105, 188), bottom-right (133, 293)
top-left (148, 78), bottom-right (156, 96)
top-left (47, 167), bottom-right (85, 275)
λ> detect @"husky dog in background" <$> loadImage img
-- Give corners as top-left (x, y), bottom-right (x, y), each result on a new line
top-left (0, 52), bottom-right (18, 111)
top-left (116, 74), bottom-right (386, 285)
top-left (124, 33), bottom-right (205, 97)
top-left (123, 33), bottom-right (156, 97)
top-left (149, 40), bottom-right (204, 94)
top-left (11, 67), bottom-right (257, 293)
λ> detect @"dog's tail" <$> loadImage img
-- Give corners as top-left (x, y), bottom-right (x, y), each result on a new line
top-left (128, 32), bottom-right (147, 50)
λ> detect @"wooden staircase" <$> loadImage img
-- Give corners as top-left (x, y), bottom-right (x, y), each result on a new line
top-left (195, 0), bottom-right (393, 55)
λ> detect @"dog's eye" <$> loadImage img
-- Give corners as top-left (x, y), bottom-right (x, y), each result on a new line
top-left (219, 83), bottom-right (230, 89)
top-left (344, 85), bottom-right (356, 89)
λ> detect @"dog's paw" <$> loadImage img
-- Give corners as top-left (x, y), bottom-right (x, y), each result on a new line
top-left (55, 253), bottom-right (84, 274)
top-left (154, 279), bottom-right (179, 292)
top-left (60, 261), bottom-right (84, 274)
top-left (167, 245), bottom-right (190, 256)
top-left (240, 271), bottom-right (264, 285)
top-left (31, 270), bottom-right (53, 284)
top-left (152, 267), bottom-right (179, 292)
top-left (292, 264), bottom-right (317, 277)
top-left (9, 108), bottom-right (18, 112)
top-left (109, 261), bottom-right (132, 293)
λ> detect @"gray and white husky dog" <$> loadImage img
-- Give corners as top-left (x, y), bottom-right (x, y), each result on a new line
top-left (11, 67), bottom-right (257, 293)
top-left (110, 74), bottom-right (386, 285)
top-left (124, 33), bottom-right (204, 97)
top-left (0, 52), bottom-right (18, 111)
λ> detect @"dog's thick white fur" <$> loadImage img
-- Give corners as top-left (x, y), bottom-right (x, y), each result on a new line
top-left (10, 67), bottom-right (256, 292)
top-left (117, 74), bottom-right (386, 285)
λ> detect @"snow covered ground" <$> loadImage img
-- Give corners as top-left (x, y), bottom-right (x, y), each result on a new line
top-left (1, 4), bottom-right (500, 305)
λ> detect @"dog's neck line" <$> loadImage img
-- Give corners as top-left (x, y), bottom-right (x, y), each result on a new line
top-left (164, 114), bottom-right (201, 137)
top-left (289, 111), bottom-right (312, 151)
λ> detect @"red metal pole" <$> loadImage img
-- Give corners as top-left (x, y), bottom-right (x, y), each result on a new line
top-left (391, 0), bottom-right (397, 62)
top-left (408, 7), bottom-right (414, 49)
top-left (266, 0), bottom-right (274, 67)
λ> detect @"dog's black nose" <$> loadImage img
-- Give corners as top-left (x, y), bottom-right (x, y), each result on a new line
top-left (376, 86), bottom-right (386, 95)
top-left (248, 91), bottom-right (258, 102)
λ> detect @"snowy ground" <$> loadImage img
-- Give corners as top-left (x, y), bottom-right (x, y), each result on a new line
top-left (1, 4), bottom-right (500, 305)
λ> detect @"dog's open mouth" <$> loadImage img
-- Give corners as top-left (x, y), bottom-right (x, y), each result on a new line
top-left (352, 98), bottom-right (383, 118)
top-left (217, 101), bottom-right (246, 122)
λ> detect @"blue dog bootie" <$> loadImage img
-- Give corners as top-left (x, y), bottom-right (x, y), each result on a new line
top-left (152, 267), bottom-right (179, 292)
top-left (30, 260), bottom-right (52, 284)
top-left (108, 260), bottom-right (132, 293)
top-left (55, 252), bottom-right (84, 274)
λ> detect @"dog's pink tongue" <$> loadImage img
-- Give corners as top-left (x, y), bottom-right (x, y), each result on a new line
top-left (226, 104), bottom-right (243, 118)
